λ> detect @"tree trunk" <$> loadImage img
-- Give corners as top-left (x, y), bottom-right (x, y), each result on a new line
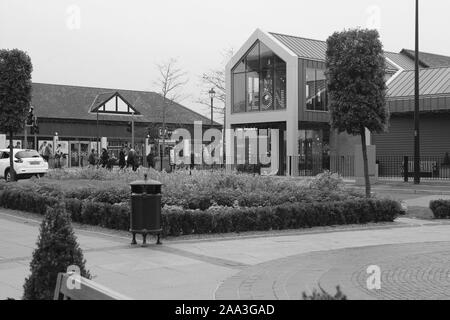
top-left (360, 126), bottom-right (371, 198)
top-left (161, 97), bottom-right (166, 172)
top-left (9, 131), bottom-right (16, 182)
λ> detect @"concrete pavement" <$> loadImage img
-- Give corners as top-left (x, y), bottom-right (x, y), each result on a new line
top-left (1, 191), bottom-right (450, 300)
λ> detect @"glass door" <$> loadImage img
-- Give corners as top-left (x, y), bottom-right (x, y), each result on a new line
top-left (80, 143), bottom-right (89, 167)
top-left (70, 142), bottom-right (80, 167)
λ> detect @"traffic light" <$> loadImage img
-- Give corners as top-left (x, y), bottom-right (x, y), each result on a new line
top-left (126, 121), bottom-right (132, 133)
top-left (26, 107), bottom-right (34, 126)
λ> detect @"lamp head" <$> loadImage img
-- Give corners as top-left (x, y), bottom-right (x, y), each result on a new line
top-left (208, 87), bottom-right (216, 99)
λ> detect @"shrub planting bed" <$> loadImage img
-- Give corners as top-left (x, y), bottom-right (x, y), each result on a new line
top-left (429, 200), bottom-right (450, 219)
top-left (0, 169), bottom-right (405, 236)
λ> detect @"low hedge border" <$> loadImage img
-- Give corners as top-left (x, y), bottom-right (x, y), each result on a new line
top-left (0, 188), bottom-right (404, 236)
top-left (429, 200), bottom-right (450, 219)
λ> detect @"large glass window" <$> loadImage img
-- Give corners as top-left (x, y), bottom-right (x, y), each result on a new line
top-left (260, 68), bottom-right (273, 111)
top-left (232, 40), bottom-right (286, 113)
top-left (247, 72), bottom-right (260, 111)
top-left (233, 73), bottom-right (246, 113)
top-left (274, 56), bottom-right (286, 110)
top-left (306, 68), bottom-right (328, 111)
top-left (246, 43), bottom-right (260, 72)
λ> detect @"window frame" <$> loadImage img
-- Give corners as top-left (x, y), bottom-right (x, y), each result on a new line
top-left (305, 67), bottom-right (329, 112)
top-left (231, 40), bottom-right (287, 114)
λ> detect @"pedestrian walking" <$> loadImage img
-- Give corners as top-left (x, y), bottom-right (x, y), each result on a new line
top-left (88, 149), bottom-right (97, 168)
top-left (100, 148), bottom-right (109, 168)
top-left (107, 153), bottom-right (115, 171)
top-left (119, 146), bottom-right (126, 169)
top-left (54, 144), bottom-right (62, 169)
top-left (39, 141), bottom-right (46, 157)
top-left (127, 148), bottom-right (138, 171)
top-left (146, 150), bottom-right (155, 169)
top-left (43, 143), bottom-right (52, 163)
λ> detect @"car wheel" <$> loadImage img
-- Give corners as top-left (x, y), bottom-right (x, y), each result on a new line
top-left (5, 169), bottom-right (11, 182)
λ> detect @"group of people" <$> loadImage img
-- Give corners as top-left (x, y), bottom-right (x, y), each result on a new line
top-left (88, 145), bottom-right (143, 171)
top-left (6, 140), bottom-right (157, 171)
top-left (38, 141), bottom-right (64, 168)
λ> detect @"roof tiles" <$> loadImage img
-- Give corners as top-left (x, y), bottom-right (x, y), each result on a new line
top-left (31, 83), bottom-right (218, 125)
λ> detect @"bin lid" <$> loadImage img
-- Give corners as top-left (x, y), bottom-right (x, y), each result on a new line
top-left (130, 179), bottom-right (162, 186)
top-left (130, 174), bottom-right (162, 186)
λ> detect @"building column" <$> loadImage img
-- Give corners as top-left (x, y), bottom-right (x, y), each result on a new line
top-left (101, 137), bottom-right (108, 150)
top-left (286, 57), bottom-right (299, 176)
top-left (224, 63), bottom-right (234, 172)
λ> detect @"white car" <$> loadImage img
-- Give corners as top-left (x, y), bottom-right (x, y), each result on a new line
top-left (0, 149), bottom-right (49, 182)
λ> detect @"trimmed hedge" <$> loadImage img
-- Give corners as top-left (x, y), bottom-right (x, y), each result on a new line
top-left (0, 188), bottom-right (404, 237)
top-left (429, 200), bottom-right (450, 219)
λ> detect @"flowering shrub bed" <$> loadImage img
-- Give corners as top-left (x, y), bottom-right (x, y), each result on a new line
top-left (2, 169), bottom-right (364, 210)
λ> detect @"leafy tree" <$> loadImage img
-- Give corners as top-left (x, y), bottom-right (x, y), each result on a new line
top-left (23, 204), bottom-right (90, 300)
top-left (326, 29), bottom-right (388, 197)
top-left (0, 49), bottom-right (33, 181)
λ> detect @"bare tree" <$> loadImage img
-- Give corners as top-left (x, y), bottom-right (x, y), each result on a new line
top-left (154, 58), bottom-right (188, 171)
top-left (198, 48), bottom-right (234, 123)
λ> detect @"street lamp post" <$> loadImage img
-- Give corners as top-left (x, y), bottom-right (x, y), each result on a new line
top-left (209, 88), bottom-right (216, 127)
top-left (414, 0), bottom-right (421, 184)
top-left (96, 109), bottom-right (100, 156)
top-left (131, 111), bottom-right (135, 149)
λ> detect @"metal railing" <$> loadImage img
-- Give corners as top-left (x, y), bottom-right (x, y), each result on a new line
top-left (376, 155), bottom-right (450, 180)
top-left (289, 155), bottom-right (355, 178)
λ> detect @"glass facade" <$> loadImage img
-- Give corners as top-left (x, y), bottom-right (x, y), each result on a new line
top-left (232, 41), bottom-right (286, 113)
top-left (297, 125), bottom-right (330, 175)
top-left (306, 68), bottom-right (328, 111)
top-left (232, 73), bottom-right (246, 113)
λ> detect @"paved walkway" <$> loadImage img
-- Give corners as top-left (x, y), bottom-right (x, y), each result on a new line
top-left (348, 180), bottom-right (450, 195)
top-left (1, 192), bottom-right (450, 300)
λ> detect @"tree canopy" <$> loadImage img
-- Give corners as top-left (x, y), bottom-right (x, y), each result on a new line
top-left (23, 204), bottom-right (90, 300)
top-left (325, 29), bottom-right (388, 135)
top-left (0, 49), bottom-right (33, 134)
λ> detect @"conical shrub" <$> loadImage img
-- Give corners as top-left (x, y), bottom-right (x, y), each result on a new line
top-left (23, 203), bottom-right (90, 300)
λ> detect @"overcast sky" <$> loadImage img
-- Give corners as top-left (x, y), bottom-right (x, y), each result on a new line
top-left (1, 0), bottom-right (449, 121)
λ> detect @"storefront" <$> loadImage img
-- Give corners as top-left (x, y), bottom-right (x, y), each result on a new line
top-left (226, 29), bottom-right (331, 176)
top-left (2, 83), bottom-right (221, 168)
top-left (226, 29), bottom-right (450, 176)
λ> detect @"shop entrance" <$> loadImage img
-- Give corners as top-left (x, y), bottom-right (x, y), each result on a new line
top-left (69, 141), bottom-right (90, 167)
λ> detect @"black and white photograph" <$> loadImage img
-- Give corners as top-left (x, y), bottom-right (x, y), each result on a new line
top-left (1, 0), bottom-right (450, 311)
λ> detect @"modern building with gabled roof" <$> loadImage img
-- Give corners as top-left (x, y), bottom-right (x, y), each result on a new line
top-left (225, 29), bottom-right (450, 176)
top-left (4, 83), bottom-right (220, 168)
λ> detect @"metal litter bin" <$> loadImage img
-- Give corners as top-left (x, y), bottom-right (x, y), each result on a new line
top-left (129, 174), bottom-right (162, 245)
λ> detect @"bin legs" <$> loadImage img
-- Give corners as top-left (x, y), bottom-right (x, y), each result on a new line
top-left (142, 234), bottom-right (147, 245)
top-left (131, 232), bottom-right (162, 246)
top-left (156, 233), bottom-right (162, 245)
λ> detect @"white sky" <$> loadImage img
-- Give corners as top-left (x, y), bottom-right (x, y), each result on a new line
top-left (1, 0), bottom-right (449, 121)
